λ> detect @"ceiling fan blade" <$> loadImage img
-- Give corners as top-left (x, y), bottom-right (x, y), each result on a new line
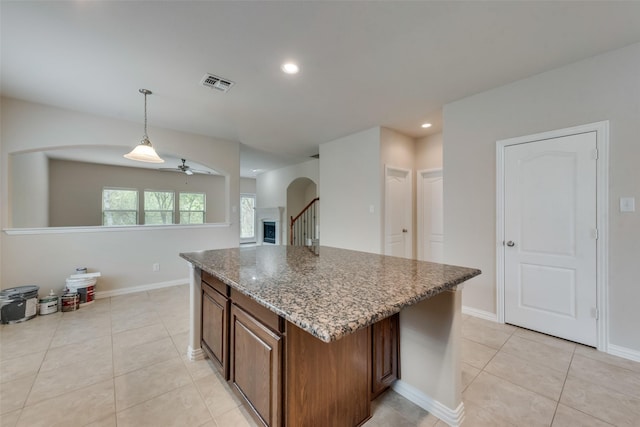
top-left (190, 169), bottom-right (212, 175)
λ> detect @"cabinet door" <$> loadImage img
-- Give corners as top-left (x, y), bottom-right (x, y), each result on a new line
top-left (371, 313), bottom-right (399, 398)
top-left (202, 283), bottom-right (229, 378)
top-left (230, 304), bottom-right (282, 427)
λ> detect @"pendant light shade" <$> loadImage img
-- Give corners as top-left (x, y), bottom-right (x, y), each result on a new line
top-left (124, 89), bottom-right (164, 163)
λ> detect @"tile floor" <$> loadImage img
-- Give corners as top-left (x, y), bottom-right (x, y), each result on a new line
top-left (1, 284), bottom-right (639, 426)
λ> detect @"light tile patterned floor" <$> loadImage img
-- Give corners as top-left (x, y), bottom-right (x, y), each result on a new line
top-left (1, 284), bottom-right (639, 426)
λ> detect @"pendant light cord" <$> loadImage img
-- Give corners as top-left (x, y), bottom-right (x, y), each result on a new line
top-left (143, 91), bottom-right (149, 140)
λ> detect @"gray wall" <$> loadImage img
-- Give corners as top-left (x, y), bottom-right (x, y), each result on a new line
top-left (49, 159), bottom-right (226, 226)
top-left (444, 42), bottom-right (640, 352)
top-left (11, 151), bottom-right (49, 227)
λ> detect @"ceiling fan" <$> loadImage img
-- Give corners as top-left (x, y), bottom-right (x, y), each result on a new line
top-left (159, 158), bottom-right (212, 176)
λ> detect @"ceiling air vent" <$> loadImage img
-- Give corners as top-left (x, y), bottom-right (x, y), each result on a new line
top-left (200, 73), bottom-right (235, 93)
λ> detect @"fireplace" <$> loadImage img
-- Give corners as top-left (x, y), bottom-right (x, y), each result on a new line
top-left (263, 221), bottom-right (276, 244)
top-left (255, 207), bottom-right (284, 245)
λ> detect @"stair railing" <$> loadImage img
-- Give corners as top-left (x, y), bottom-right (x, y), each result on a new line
top-left (290, 197), bottom-right (319, 246)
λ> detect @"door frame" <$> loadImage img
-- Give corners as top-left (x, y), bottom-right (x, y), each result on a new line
top-left (384, 165), bottom-right (413, 259)
top-left (417, 168), bottom-right (443, 262)
top-left (496, 121), bottom-right (609, 351)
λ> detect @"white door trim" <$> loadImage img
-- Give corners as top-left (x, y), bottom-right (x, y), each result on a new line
top-left (496, 121), bottom-right (609, 351)
top-left (417, 168), bottom-right (443, 261)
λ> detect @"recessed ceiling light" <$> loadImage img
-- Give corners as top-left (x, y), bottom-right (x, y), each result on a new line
top-left (281, 62), bottom-right (300, 74)
top-left (421, 123), bottom-right (432, 128)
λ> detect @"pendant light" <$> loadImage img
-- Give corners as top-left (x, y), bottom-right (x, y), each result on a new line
top-left (124, 89), bottom-right (164, 163)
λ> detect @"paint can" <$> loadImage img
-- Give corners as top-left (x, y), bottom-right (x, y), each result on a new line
top-left (39, 290), bottom-right (59, 315)
top-left (60, 292), bottom-right (79, 312)
top-left (65, 278), bottom-right (96, 306)
top-left (0, 285), bottom-right (40, 324)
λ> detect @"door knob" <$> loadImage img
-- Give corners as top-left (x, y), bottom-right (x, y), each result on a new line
top-left (402, 229), bottom-right (408, 233)
top-left (506, 241), bottom-right (515, 247)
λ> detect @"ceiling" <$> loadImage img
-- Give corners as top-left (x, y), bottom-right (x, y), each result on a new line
top-left (3, 1), bottom-right (640, 177)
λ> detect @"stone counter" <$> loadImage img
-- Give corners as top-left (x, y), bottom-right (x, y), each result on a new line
top-left (180, 245), bottom-right (480, 343)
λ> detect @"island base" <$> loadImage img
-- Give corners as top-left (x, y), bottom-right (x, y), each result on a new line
top-left (284, 323), bottom-right (371, 427)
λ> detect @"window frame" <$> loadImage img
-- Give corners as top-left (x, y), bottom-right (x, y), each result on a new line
top-left (143, 189), bottom-right (175, 225)
top-left (102, 187), bottom-right (139, 226)
top-left (178, 191), bottom-right (206, 224)
top-left (240, 193), bottom-right (257, 243)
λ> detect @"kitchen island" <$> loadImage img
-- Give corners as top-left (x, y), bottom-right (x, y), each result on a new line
top-left (180, 245), bottom-right (480, 427)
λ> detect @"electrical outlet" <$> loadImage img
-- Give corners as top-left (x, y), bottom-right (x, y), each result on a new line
top-left (152, 263), bottom-right (160, 272)
top-left (620, 197), bottom-right (635, 212)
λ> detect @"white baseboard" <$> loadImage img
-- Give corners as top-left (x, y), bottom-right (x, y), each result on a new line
top-left (94, 278), bottom-right (188, 299)
top-left (187, 346), bottom-right (207, 361)
top-left (462, 305), bottom-right (498, 322)
top-left (608, 344), bottom-right (640, 363)
top-left (392, 380), bottom-right (464, 427)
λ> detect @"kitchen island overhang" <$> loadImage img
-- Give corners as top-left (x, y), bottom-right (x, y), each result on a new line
top-left (180, 245), bottom-right (480, 427)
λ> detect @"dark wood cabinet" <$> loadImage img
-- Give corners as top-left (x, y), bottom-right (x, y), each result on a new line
top-left (201, 273), bottom-right (230, 379)
top-left (285, 323), bottom-right (371, 427)
top-left (371, 313), bottom-right (399, 398)
top-left (230, 303), bottom-right (282, 427)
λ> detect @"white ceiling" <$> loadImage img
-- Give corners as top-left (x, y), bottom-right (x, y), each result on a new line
top-left (3, 1), bottom-right (640, 177)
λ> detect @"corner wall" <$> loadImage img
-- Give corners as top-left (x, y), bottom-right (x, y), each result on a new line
top-left (443, 42), bottom-right (640, 352)
top-left (416, 133), bottom-right (443, 171)
top-left (319, 127), bottom-right (382, 253)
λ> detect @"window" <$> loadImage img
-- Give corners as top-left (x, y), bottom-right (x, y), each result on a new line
top-left (179, 192), bottom-right (206, 224)
top-left (144, 190), bottom-right (174, 225)
top-left (102, 188), bottom-right (138, 226)
top-left (240, 194), bottom-right (256, 241)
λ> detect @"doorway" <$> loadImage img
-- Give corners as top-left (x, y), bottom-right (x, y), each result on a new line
top-left (286, 177), bottom-right (317, 245)
top-left (417, 168), bottom-right (443, 263)
top-left (384, 166), bottom-right (412, 259)
top-left (497, 122), bottom-right (608, 349)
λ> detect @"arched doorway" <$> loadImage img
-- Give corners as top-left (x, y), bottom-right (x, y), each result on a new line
top-left (286, 178), bottom-right (317, 245)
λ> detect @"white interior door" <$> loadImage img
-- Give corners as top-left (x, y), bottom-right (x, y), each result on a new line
top-left (418, 169), bottom-right (443, 262)
top-left (385, 166), bottom-right (412, 258)
top-left (504, 132), bottom-right (597, 346)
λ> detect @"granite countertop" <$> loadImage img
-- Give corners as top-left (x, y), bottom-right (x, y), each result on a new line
top-left (180, 245), bottom-right (481, 343)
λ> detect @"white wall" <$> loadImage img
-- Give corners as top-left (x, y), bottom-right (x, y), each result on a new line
top-left (240, 177), bottom-right (256, 194)
top-left (444, 42), bottom-right (640, 352)
top-left (319, 127), bottom-right (382, 253)
top-left (381, 127), bottom-right (415, 170)
top-left (256, 158), bottom-right (319, 244)
top-left (415, 133), bottom-right (443, 171)
top-left (1, 97), bottom-right (241, 294)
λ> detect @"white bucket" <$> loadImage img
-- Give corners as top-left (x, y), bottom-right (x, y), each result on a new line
top-left (65, 278), bottom-right (96, 306)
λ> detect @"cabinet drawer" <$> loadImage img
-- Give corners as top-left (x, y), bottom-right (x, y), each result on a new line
top-left (201, 270), bottom-right (228, 296)
top-left (230, 288), bottom-right (282, 334)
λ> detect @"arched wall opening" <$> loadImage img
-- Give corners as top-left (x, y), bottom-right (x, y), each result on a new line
top-left (286, 177), bottom-right (317, 245)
